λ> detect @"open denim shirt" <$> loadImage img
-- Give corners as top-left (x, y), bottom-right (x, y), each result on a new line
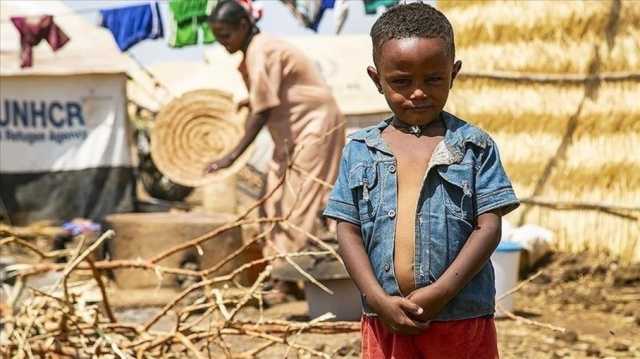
top-left (323, 112), bottom-right (520, 321)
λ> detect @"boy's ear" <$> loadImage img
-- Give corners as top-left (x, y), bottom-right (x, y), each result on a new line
top-left (450, 60), bottom-right (462, 89)
top-left (367, 65), bottom-right (383, 94)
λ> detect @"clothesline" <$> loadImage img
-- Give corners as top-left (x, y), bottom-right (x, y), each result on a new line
top-left (0, 6), bottom-right (106, 24)
top-left (1, 0), bottom-right (391, 31)
top-left (4, 0), bottom-right (392, 68)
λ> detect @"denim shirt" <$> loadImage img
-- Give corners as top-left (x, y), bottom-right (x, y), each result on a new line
top-left (323, 112), bottom-right (519, 321)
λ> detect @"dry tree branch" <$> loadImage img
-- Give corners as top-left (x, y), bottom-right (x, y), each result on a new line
top-left (496, 270), bottom-right (543, 302)
top-left (85, 258), bottom-right (116, 323)
top-left (496, 303), bottom-right (567, 333)
top-left (150, 218), bottom-right (283, 264)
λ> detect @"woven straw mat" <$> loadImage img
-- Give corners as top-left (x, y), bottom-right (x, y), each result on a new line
top-left (150, 89), bottom-right (253, 187)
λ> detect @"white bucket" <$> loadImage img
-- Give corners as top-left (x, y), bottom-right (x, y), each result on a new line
top-left (491, 240), bottom-right (522, 317)
top-left (304, 278), bottom-right (361, 321)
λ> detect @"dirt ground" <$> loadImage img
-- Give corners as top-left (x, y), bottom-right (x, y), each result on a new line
top-left (3, 245), bottom-right (639, 358)
top-left (495, 252), bottom-right (640, 359)
top-left (105, 252), bottom-right (639, 358)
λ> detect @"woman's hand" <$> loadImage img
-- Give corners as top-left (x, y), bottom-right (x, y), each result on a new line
top-left (204, 154), bottom-right (235, 174)
top-left (236, 98), bottom-right (251, 111)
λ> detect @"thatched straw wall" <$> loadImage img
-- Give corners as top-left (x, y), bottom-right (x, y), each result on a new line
top-left (441, 0), bottom-right (640, 262)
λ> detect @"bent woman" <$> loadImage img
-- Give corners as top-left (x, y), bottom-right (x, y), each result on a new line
top-left (206, 0), bottom-right (345, 278)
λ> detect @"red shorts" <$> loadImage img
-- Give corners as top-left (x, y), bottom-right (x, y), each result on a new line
top-left (361, 315), bottom-right (498, 359)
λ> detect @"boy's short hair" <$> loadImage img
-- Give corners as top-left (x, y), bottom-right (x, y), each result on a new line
top-left (370, 2), bottom-right (455, 64)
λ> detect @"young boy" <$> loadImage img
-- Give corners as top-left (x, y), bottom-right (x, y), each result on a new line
top-left (323, 3), bottom-right (519, 358)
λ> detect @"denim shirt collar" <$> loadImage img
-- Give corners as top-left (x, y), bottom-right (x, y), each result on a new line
top-left (348, 111), bottom-right (488, 164)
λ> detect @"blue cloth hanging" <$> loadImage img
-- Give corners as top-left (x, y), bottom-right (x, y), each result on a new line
top-left (309, 0), bottom-right (336, 32)
top-left (100, 2), bottom-right (164, 51)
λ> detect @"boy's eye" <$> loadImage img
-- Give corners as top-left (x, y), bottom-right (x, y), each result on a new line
top-left (390, 78), bottom-right (411, 86)
top-left (426, 77), bottom-right (442, 83)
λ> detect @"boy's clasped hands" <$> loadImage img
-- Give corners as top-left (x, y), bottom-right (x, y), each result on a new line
top-left (368, 281), bottom-right (452, 335)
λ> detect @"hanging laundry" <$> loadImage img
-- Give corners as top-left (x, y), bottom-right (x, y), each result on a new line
top-left (334, 0), bottom-right (349, 34)
top-left (280, 0), bottom-right (305, 27)
top-left (296, 0), bottom-right (322, 28)
top-left (363, 0), bottom-right (398, 15)
top-left (99, 2), bottom-right (163, 52)
top-left (11, 15), bottom-right (70, 68)
top-left (309, 0), bottom-right (335, 31)
top-left (168, 0), bottom-right (216, 48)
top-left (280, 0), bottom-right (330, 32)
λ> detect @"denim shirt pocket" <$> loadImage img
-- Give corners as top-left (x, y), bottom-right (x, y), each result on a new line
top-left (348, 163), bottom-right (379, 223)
top-left (437, 163), bottom-right (475, 228)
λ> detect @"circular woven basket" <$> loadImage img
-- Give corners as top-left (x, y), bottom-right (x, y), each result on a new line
top-left (150, 89), bottom-right (253, 187)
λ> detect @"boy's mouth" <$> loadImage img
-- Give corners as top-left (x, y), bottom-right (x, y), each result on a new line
top-left (407, 105), bottom-right (433, 112)
top-left (404, 100), bottom-right (434, 111)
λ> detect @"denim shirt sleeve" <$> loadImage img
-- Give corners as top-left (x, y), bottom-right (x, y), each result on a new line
top-left (323, 144), bottom-right (360, 225)
top-left (475, 139), bottom-right (520, 216)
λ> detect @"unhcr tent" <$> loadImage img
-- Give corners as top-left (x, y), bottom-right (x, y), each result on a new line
top-left (441, 0), bottom-right (640, 261)
top-left (0, 1), bottom-right (136, 225)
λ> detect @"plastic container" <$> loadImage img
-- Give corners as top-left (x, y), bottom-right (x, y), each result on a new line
top-left (491, 240), bottom-right (523, 317)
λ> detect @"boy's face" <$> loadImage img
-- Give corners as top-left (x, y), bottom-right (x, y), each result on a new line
top-left (367, 37), bottom-right (461, 125)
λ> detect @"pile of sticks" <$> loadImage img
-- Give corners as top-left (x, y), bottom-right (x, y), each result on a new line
top-left (1, 195), bottom-right (358, 358)
top-left (1, 123), bottom-right (363, 358)
top-left (2, 267), bottom-right (358, 358)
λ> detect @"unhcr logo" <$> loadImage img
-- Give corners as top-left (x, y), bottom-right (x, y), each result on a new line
top-left (0, 99), bottom-right (85, 128)
top-left (0, 99), bottom-right (88, 145)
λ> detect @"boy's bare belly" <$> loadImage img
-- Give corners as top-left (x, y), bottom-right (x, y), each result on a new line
top-left (382, 125), bottom-right (443, 295)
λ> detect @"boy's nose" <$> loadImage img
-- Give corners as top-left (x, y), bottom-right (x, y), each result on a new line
top-left (410, 87), bottom-right (427, 99)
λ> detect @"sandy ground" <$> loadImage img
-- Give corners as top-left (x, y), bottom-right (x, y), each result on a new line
top-left (98, 252), bottom-right (639, 358)
top-left (2, 234), bottom-right (638, 358)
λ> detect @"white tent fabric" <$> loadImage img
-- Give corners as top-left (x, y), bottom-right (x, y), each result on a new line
top-left (127, 61), bottom-right (248, 113)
